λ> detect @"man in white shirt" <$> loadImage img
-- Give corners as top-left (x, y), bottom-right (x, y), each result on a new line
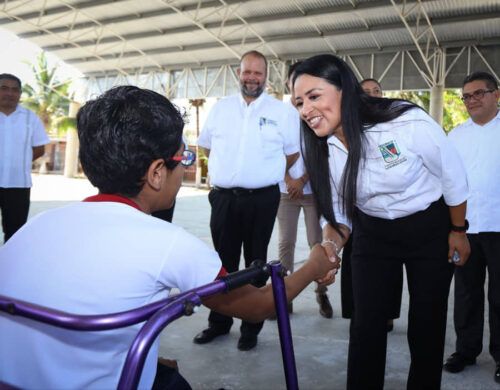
top-left (196, 50), bottom-right (300, 351)
top-left (446, 71), bottom-right (500, 384)
top-left (0, 73), bottom-right (48, 243)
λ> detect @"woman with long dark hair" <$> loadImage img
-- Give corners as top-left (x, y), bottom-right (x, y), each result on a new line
top-left (292, 54), bottom-right (471, 389)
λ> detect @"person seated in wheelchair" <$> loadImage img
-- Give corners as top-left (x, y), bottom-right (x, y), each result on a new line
top-left (0, 86), bottom-right (338, 389)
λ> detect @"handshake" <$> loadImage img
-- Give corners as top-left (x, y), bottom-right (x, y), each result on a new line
top-left (308, 240), bottom-right (342, 287)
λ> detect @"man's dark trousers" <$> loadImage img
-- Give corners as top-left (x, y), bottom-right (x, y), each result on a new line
top-left (453, 232), bottom-right (500, 362)
top-left (0, 187), bottom-right (30, 242)
top-left (207, 184), bottom-right (280, 336)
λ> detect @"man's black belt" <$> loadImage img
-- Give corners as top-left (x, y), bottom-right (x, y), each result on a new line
top-left (213, 184), bottom-right (277, 196)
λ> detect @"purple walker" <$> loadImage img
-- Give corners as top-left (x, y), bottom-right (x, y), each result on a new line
top-left (0, 261), bottom-right (299, 390)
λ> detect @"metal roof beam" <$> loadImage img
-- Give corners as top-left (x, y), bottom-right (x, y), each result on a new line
top-left (82, 39), bottom-right (500, 78)
top-left (12, 0), bottom-right (243, 38)
top-left (39, 9), bottom-right (500, 53)
top-left (218, 0), bottom-right (279, 59)
top-left (0, 3), bottom-right (133, 77)
top-left (1, 0), bottom-right (184, 75)
top-left (60, 12), bottom-right (500, 66)
top-left (156, 0), bottom-right (242, 61)
top-left (0, 0), bottom-right (126, 25)
top-left (16, 0), bottom-right (395, 40)
top-left (390, 0), bottom-right (443, 85)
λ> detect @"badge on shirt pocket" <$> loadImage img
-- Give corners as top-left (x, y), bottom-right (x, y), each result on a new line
top-left (259, 117), bottom-right (277, 130)
top-left (378, 140), bottom-right (407, 169)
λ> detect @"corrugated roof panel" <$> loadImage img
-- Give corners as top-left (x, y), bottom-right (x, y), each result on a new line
top-left (435, 18), bottom-right (500, 43)
top-left (0, 0), bottom-right (498, 78)
top-left (424, 0), bottom-right (499, 17)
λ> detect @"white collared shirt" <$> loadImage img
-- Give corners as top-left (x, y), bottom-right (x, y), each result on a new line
top-left (0, 105), bottom-right (49, 188)
top-left (198, 93), bottom-right (299, 189)
top-left (278, 102), bottom-right (314, 195)
top-left (448, 111), bottom-right (500, 233)
top-left (324, 107), bottom-right (469, 230)
top-left (0, 202), bottom-right (222, 389)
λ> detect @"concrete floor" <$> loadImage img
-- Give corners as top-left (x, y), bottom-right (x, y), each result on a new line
top-left (3, 175), bottom-right (498, 390)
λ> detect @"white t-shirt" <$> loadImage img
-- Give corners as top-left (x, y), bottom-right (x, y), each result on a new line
top-left (322, 107), bottom-right (469, 230)
top-left (448, 111), bottom-right (500, 233)
top-left (278, 102), bottom-right (314, 195)
top-left (0, 105), bottom-right (49, 188)
top-left (198, 93), bottom-right (299, 189)
top-left (0, 201), bottom-right (222, 389)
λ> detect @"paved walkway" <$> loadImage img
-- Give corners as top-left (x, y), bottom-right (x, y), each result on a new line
top-left (3, 175), bottom-right (497, 389)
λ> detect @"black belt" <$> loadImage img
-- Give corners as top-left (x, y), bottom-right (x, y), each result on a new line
top-left (213, 184), bottom-right (277, 196)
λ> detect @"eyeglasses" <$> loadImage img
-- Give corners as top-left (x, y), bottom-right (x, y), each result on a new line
top-left (167, 148), bottom-right (196, 167)
top-left (461, 89), bottom-right (495, 103)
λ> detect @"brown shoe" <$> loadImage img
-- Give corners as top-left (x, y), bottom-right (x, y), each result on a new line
top-left (158, 357), bottom-right (179, 370)
top-left (317, 293), bottom-right (333, 318)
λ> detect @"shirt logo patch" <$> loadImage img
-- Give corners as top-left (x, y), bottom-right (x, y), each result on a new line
top-left (259, 117), bottom-right (277, 129)
top-left (379, 140), bottom-right (407, 169)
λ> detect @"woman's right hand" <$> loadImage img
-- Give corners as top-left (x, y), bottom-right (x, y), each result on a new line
top-left (321, 223), bottom-right (349, 264)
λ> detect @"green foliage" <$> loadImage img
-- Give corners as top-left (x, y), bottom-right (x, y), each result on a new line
top-left (386, 89), bottom-right (468, 132)
top-left (52, 116), bottom-right (77, 138)
top-left (196, 146), bottom-right (208, 166)
top-left (387, 90), bottom-right (430, 111)
top-left (442, 89), bottom-right (469, 133)
top-left (21, 53), bottom-right (73, 136)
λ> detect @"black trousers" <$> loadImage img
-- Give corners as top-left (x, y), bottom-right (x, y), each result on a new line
top-left (453, 232), bottom-right (500, 362)
top-left (207, 185), bottom-right (280, 336)
top-left (347, 198), bottom-right (454, 390)
top-left (153, 362), bottom-right (192, 390)
top-left (341, 236), bottom-right (402, 320)
top-left (0, 187), bottom-right (31, 243)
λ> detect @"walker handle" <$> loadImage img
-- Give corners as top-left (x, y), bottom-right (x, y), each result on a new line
top-left (220, 260), bottom-right (269, 291)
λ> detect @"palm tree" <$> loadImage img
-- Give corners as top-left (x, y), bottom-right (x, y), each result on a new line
top-left (21, 53), bottom-right (73, 136)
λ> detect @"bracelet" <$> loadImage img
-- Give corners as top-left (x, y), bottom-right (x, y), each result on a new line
top-left (321, 239), bottom-right (340, 255)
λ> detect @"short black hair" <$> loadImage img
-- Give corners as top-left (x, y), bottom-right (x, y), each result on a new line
top-left (77, 86), bottom-right (184, 197)
top-left (360, 78), bottom-right (382, 89)
top-left (463, 71), bottom-right (498, 90)
top-left (0, 73), bottom-right (22, 88)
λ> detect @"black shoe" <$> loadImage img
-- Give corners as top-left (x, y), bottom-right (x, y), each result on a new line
top-left (387, 319), bottom-right (394, 333)
top-left (443, 352), bottom-right (476, 373)
top-left (495, 361), bottom-right (500, 384)
top-left (317, 293), bottom-right (333, 318)
top-left (193, 327), bottom-right (229, 344)
top-left (237, 334), bottom-right (257, 351)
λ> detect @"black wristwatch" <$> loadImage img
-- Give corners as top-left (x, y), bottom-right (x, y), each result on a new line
top-left (450, 219), bottom-right (469, 233)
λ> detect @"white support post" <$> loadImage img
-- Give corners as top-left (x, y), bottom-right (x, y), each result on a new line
top-left (429, 84), bottom-right (444, 125)
top-left (63, 102), bottom-right (81, 178)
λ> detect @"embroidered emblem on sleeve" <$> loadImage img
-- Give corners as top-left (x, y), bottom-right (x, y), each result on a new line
top-left (379, 140), bottom-right (407, 169)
